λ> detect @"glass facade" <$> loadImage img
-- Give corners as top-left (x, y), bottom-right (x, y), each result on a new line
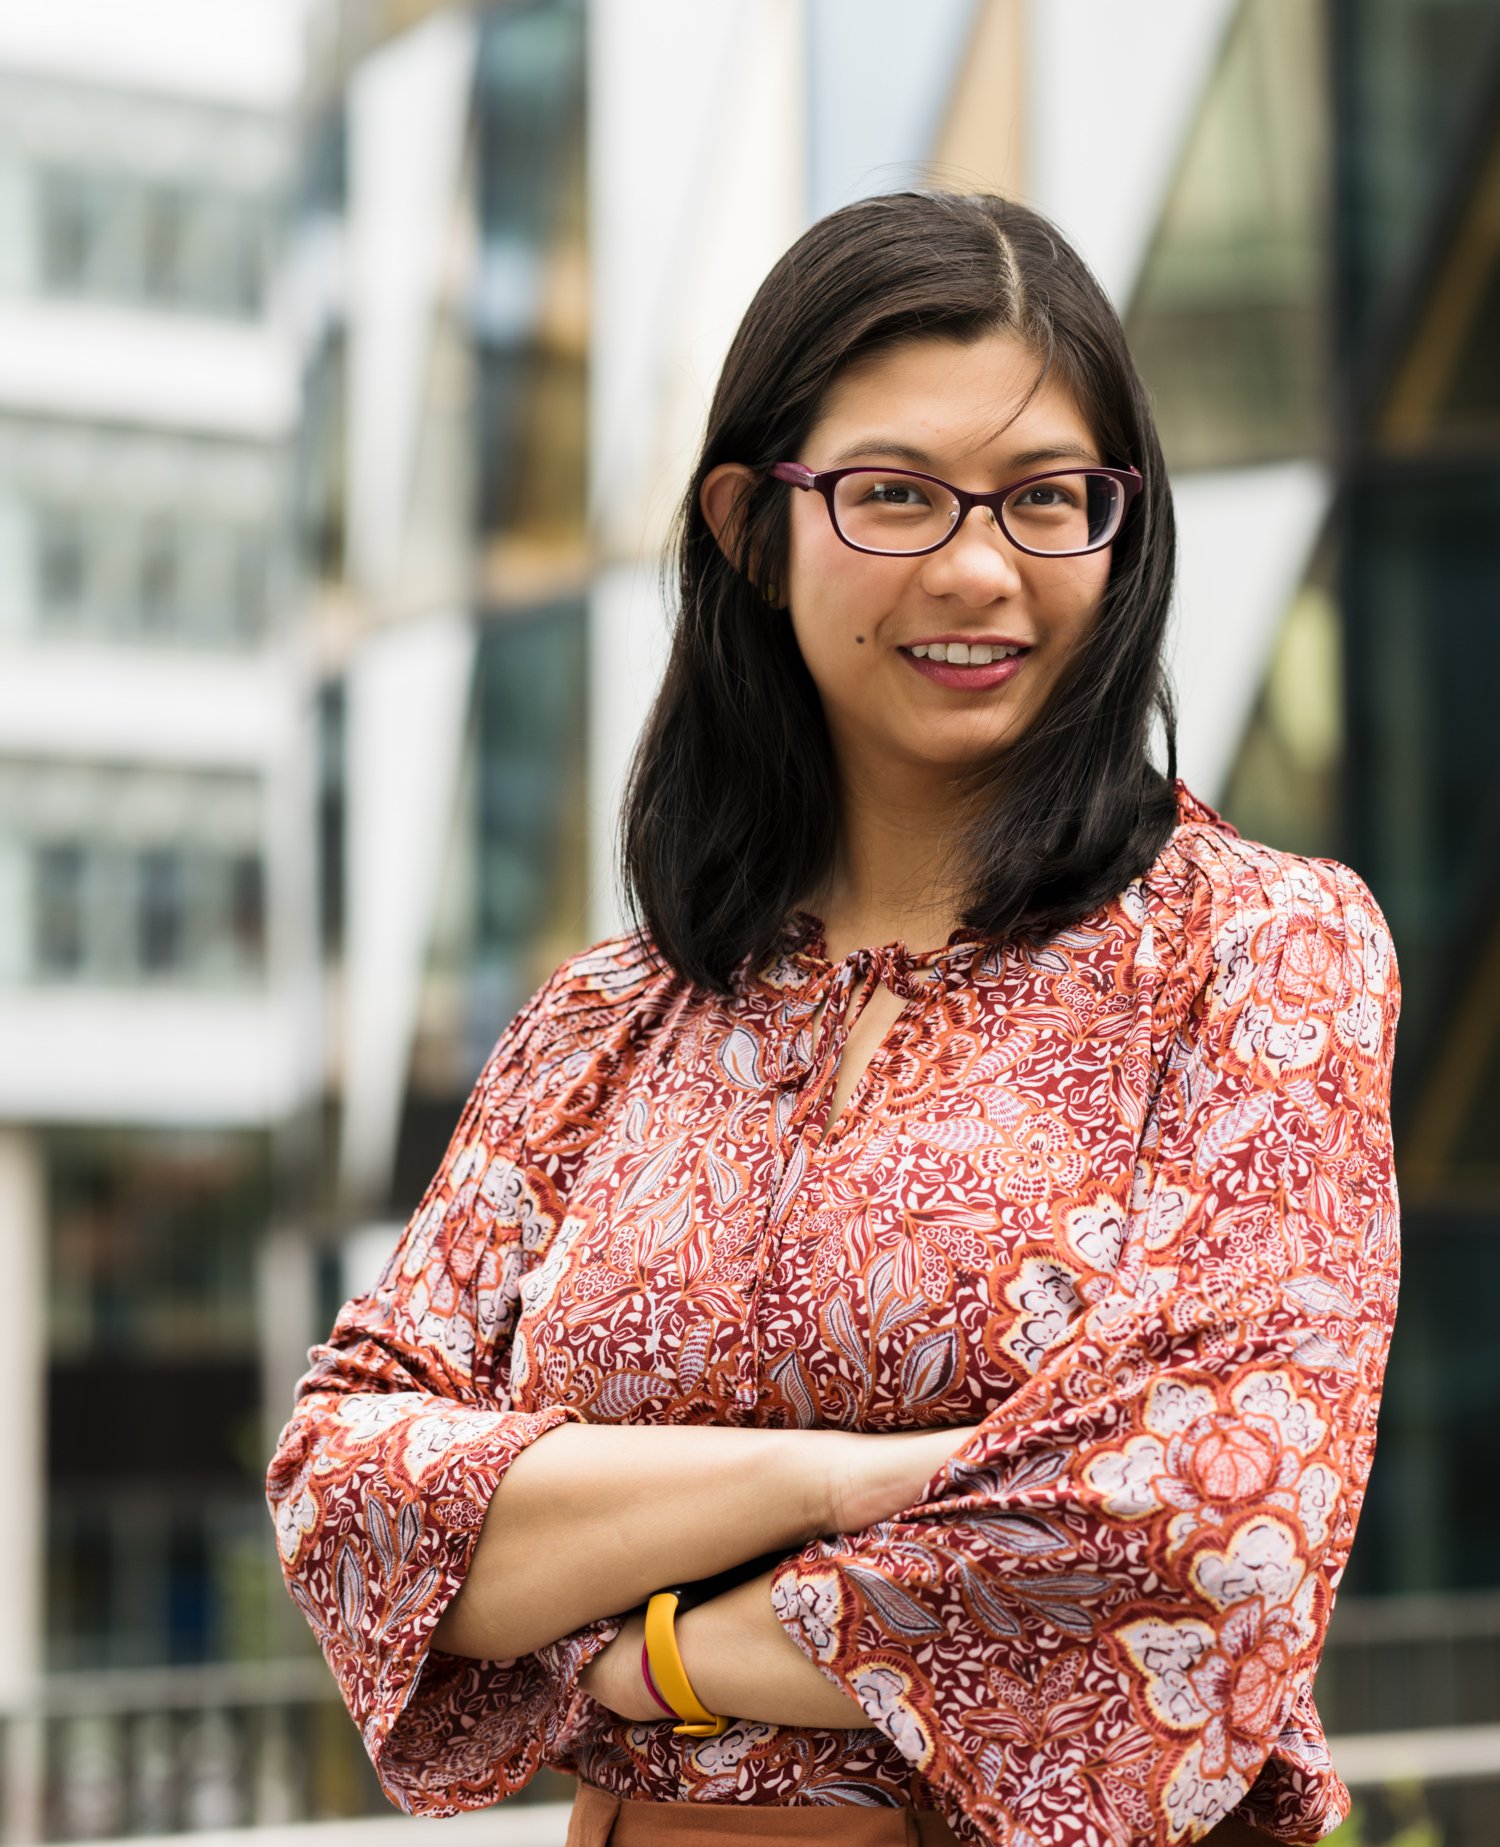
top-left (1331, 0), bottom-right (1500, 348)
top-left (410, 600), bottom-right (589, 1102)
top-left (1221, 562), bottom-right (1343, 861)
top-left (1337, 3), bottom-right (1500, 1617)
top-left (1140, 0), bottom-right (1500, 1612)
top-left (1126, 0), bottom-right (1330, 470)
top-left (45, 1126), bottom-right (275, 1669)
top-left (318, 0), bottom-right (591, 1197)
top-left (1332, 2), bottom-right (1500, 1606)
top-left (472, 0), bottom-right (588, 600)
top-left (290, 106), bottom-right (347, 589)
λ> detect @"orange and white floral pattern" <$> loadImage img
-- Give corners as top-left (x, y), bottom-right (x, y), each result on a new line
top-left (266, 784), bottom-right (1400, 1845)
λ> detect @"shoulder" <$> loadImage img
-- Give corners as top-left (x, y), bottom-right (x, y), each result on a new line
top-left (516, 927), bottom-right (686, 1062)
top-left (1135, 782), bottom-right (1399, 1019)
top-left (541, 926), bottom-right (681, 1010)
top-left (466, 927), bottom-right (688, 1139)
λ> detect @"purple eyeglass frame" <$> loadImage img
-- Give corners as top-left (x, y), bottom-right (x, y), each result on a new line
top-left (767, 460), bottom-right (1144, 559)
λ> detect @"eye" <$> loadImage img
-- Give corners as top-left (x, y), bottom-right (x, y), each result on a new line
top-left (858, 475), bottom-right (938, 508)
top-left (1012, 481), bottom-right (1079, 509)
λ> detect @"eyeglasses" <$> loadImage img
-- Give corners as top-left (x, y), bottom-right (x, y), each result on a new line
top-left (767, 461), bottom-right (1143, 558)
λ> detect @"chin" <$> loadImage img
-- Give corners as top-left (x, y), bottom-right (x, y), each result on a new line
top-left (910, 746), bottom-right (1014, 783)
top-left (942, 722), bottom-right (1029, 759)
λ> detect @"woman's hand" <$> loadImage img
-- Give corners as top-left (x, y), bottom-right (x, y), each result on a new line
top-left (815, 1422), bottom-right (985, 1537)
top-left (577, 1610), bottom-right (663, 1723)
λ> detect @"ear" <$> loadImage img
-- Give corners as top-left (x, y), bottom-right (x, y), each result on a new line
top-left (699, 463), bottom-right (760, 573)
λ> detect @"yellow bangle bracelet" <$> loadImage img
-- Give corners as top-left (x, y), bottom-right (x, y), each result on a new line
top-left (643, 1589), bottom-right (730, 1736)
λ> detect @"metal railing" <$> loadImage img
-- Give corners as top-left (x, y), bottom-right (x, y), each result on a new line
top-left (3, 1592), bottom-right (1500, 1843)
top-left (3, 1660), bottom-right (367, 1843)
top-left (1316, 1588), bottom-right (1500, 1736)
top-left (0, 1658), bottom-right (574, 1843)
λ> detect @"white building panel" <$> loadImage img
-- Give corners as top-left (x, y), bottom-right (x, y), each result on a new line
top-left (0, 990), bottom-right (310, 1124)
top-left (586, 0), bottom-right (804, 938)
top-left (1169, 460), bottom-right (1332, 801)
top-left (1027, 0), bottom-right (1238, 307)
top-left (0, 301), bottom-right (296, 440)
top-left (807, 0), bottom-right (978, 217)
top-left (345, 9), bottom-right (477, 601)
top-left (339, 610), bottom-right (476, 1206)
top-left (0, 644), bottom-right (296, 769)
top-left (0, 0), bottom-right (305, 109)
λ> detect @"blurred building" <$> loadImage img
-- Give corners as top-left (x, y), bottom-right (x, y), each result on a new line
top-left (0, 0), bottom-right (1497, 1841)
top-left (0, 0), bottom-right (310, 1700)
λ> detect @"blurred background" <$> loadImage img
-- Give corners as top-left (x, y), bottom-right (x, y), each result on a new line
top-left (0, 0), bottom-right (1495, 1841)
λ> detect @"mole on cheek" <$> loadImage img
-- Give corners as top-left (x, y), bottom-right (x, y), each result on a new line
top-left (854, 634), bottom-right (866, 644)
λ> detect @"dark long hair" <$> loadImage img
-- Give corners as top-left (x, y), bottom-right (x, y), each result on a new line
top-left (619, 190), bottom-right (1179, 996)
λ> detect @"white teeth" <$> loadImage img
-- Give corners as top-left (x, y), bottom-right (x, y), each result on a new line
top-left (909, 641), bottom-right (1021, 663)
top-left (908, 642), bottom-right (1027, 664)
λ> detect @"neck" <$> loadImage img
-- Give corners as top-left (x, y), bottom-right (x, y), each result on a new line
top-left (800, 760), bottom-right (978, 953)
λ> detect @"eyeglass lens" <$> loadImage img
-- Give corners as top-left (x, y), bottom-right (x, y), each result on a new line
top-left (831, 470), bottom-right (1123, 555)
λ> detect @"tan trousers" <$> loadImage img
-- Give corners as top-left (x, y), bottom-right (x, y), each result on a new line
top-left (565, 1779), bottom-right (1278, 1844)
top-left (565, 1781), bottom-right (960, 1844)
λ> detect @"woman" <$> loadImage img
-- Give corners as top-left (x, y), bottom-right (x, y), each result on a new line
top-left (266, 192), bottom-right (1400, 1847)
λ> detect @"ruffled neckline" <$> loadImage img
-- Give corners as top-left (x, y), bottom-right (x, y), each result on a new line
top-left (764, 778), bottom-right (1228, 982)
top-left (778, 906), bottom-right (988, 969)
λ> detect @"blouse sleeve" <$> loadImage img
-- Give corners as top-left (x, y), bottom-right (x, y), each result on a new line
top-left (769, 855), bottom-right (1401, 1847)
top-left (264, 947), bottom-right (646, 1817)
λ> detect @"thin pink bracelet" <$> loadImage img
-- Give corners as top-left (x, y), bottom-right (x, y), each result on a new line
top-left (640, 1640), bottom-right (679, 1718)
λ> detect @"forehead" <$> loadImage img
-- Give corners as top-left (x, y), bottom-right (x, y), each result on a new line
top-left (807, 330), bottom-right (1097, 459)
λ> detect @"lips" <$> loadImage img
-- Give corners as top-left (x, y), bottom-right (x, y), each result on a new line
top-left (897, 639), bottom-right (1027, 690)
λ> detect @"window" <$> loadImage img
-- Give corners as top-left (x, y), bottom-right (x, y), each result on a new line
top-left (138, 847), bottom-right (185, 974)
top-left (35, 506), bottom-right (88, 623)
top-left (232, 533), bottom-right (267, 642)
top-left (45, 1125), bottom-right (275, 1669)
top-left (36, 170), bottom-right (106, 292)
top-left (316, 681), bottom-right (345, 958)
top-left (35, 843), bottom-right (86, 975)
top-left (140, 187), bottom-right (186, 305)
top-left (14, 478), bottom-right (281, 651)
top-left (1, 762), bottom-right (268, 988)
top-left (137, 516), bottom-right (180, 638)
top-left (32, 166), bottom-right (272, 320)
top-left (227, 853), bottom-right (265, 966)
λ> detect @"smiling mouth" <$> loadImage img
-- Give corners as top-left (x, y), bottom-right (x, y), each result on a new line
top-left (899, 641), bottom-right (1029, 665)
top-left (898, 646), bottom-right (1030, 690)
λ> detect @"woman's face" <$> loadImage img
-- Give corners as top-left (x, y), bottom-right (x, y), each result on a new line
top-left (772, 330), bottom-right (1113, 791)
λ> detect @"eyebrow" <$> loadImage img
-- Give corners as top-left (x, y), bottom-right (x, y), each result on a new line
top-left (823, 438), bottom-right (1101, 471)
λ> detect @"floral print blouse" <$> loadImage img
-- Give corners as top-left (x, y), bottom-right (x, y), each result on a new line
top-left (265, 782), bottom-right (1401, 1846)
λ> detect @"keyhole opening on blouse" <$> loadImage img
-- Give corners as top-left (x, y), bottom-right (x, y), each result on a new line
top-left (806, 970), bottom-right (915, 1144)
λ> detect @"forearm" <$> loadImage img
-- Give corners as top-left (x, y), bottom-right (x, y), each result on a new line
top-left (431, 1421), bottom-right (823, 1659)
top-left (582, 1566), bottom-right (868, 1730)
top-left (678, 1566), bottom-right (870, 1728)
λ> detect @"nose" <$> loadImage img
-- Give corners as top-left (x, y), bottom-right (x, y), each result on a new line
top-left (915, 502), bottom-right (1024, 604)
